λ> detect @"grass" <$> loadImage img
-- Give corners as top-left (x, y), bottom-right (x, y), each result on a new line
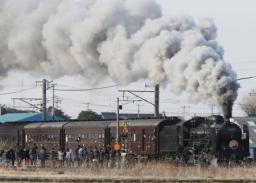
top-left (1, 162), bottom-right (256, 181)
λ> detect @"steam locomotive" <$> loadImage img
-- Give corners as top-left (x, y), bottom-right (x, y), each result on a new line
top-left (0, 115), bottom-right (250, 164)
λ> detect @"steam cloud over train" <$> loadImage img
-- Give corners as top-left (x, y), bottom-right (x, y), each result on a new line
top-left (0, 115), bottom-right (249, 164)
top-left (0, 0), bottom-right (246, 165)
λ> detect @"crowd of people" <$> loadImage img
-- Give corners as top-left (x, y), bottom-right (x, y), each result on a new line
top-left (0, 144), bottom-right (134, 168)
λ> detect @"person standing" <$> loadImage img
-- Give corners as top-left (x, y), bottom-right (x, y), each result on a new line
top-left (7, 148), bottom-right (16, 167)
top-left (39, 146), bottom-right (47, 168)
top-left (51, 147), bottom-right (57, 168)
top-left (30, 143), bottom-right (38, 167)
top-left (70, 148), bottom-right (76, 167)
top-left (57, 149), bottom-right (64, 168)
top-left (65, 149), bottom-right (71, 167)
top-left (24, 146), bottom-right (30, 166)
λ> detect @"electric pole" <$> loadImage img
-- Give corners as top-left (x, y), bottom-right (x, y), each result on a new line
top-left (182, 105), bottom-right (190, 116)
top-left (116, 97), bottom-right (120, 143)
top-left (137, 103), bottom-right (140, 118)
top-left (36, 79), bottom-right (50, 121)
top-left (42, 79), bottom-right (47, 121)
top-left (154, 84), bottom-right (159, 118)
top-left (51, 84), bottom-right (57, 120)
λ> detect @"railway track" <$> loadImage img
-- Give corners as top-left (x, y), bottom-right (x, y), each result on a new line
top-left (0, 176), bottom-right (255, 183)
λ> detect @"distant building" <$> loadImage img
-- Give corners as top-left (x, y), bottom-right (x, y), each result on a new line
top-left (101, 112), bottom-right (154, 120)
top-left (0, 112), bottom-right (63, 123)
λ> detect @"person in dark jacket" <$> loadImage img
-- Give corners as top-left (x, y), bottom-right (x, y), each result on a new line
top-left (23, 146), bottom-right (30, 166)
top-left (39, 146), bottom-right (47, 168)
top-left (6, 148), bottom-right (16, 167)
top-left (17, 147), bottom-right (23, 167)
top-left (51, 147), bottom-right (57, 168)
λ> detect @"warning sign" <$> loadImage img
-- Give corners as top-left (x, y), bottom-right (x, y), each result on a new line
top-left (122, 122), bottom-right (129, 134)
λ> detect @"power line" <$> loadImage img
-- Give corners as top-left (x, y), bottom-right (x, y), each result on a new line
top-left (0, 87), bottom-right (36, 96)
top-left (55, 84), bottom-right (117, 91)
top-left (237, 76), bottom-right (256, 81)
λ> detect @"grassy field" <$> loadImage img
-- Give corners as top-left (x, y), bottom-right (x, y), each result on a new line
top-left (0, 162), bottom-right (256, 181)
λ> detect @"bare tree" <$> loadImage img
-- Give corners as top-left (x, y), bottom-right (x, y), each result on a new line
top-left (240, 91), bottom-right (256, 116)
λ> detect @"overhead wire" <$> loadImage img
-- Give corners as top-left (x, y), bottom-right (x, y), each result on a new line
top-left (0, 87), bottom-right (36, 96)
top-left (55, 84), bottom-right (118, 91)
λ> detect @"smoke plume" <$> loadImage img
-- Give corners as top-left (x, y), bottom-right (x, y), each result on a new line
top-left (0, 0), bottom-right (239, 116)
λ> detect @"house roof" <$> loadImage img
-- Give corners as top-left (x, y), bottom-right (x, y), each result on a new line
top-left (0, 113), bottom-right (63, 123)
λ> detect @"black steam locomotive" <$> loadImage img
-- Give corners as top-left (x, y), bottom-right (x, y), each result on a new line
top-left (169, 115), bottom-right (250, 164)
top-left (0, 115), bottom-right (250, 164)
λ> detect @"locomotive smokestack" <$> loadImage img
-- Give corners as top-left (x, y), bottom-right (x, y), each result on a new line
top-left (222, 99), bottom-right (233, 120)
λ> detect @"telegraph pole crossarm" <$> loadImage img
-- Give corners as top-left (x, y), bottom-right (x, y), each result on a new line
top-left (118, 90), bottom-right (155, 106)
top-left (12, 98), bottom-right (42, 110)
top-left (118, 85), bottom-right (160, 118)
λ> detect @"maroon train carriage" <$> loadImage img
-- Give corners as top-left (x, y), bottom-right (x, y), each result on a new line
top-left (0, 122), bottom-right (30, 149)
top-left (24, 122), bottom-right (68, 151)
top-left (64, 121), bottom-right (111, 150)
top-left (109, 117), bottom-right (183, 157)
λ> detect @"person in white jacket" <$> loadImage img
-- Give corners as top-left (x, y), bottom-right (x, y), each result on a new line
top-left (57, 149), bottom-right (64, 168)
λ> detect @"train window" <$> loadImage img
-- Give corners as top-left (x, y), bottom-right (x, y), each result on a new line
top-left (102, 133), bottom-right (105, 138)
top-left (99, 134), bottom-right (102, 139)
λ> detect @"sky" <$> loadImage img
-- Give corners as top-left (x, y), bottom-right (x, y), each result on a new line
top-left (0, 0), bottom-right (256, 118)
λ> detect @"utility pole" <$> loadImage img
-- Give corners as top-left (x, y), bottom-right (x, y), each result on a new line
top-left (249, 90), bottom-right (256, 96)
top-left (55, 97), bottom-right (61, 109)
top-left (51, 84), bottom-right (57, 120)
top-left (182, 105), bottom-right (190, 116)
top-left (116, 97), bottom-right (120, 143)
top-left (36, 79), bottom-right (51, 121)
top-left (137, 104), bottom-right (140, 118)
top-left (84, 102), bottom-right (91, 111)
top-left (211, 104), bottom-right (214, 115)
top-left (42, 79), bottom-right (47, 121)
top-left (154, 84), bottom-right (159, 118)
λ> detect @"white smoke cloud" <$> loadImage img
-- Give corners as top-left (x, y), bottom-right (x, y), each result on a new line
top-left (0, 0), bottom-right (239, 114)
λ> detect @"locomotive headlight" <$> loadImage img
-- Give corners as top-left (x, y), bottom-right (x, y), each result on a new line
top-left (229, 139), bottom-right (239, 149)
top-left (229, 118), bottom-right (235, 123)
